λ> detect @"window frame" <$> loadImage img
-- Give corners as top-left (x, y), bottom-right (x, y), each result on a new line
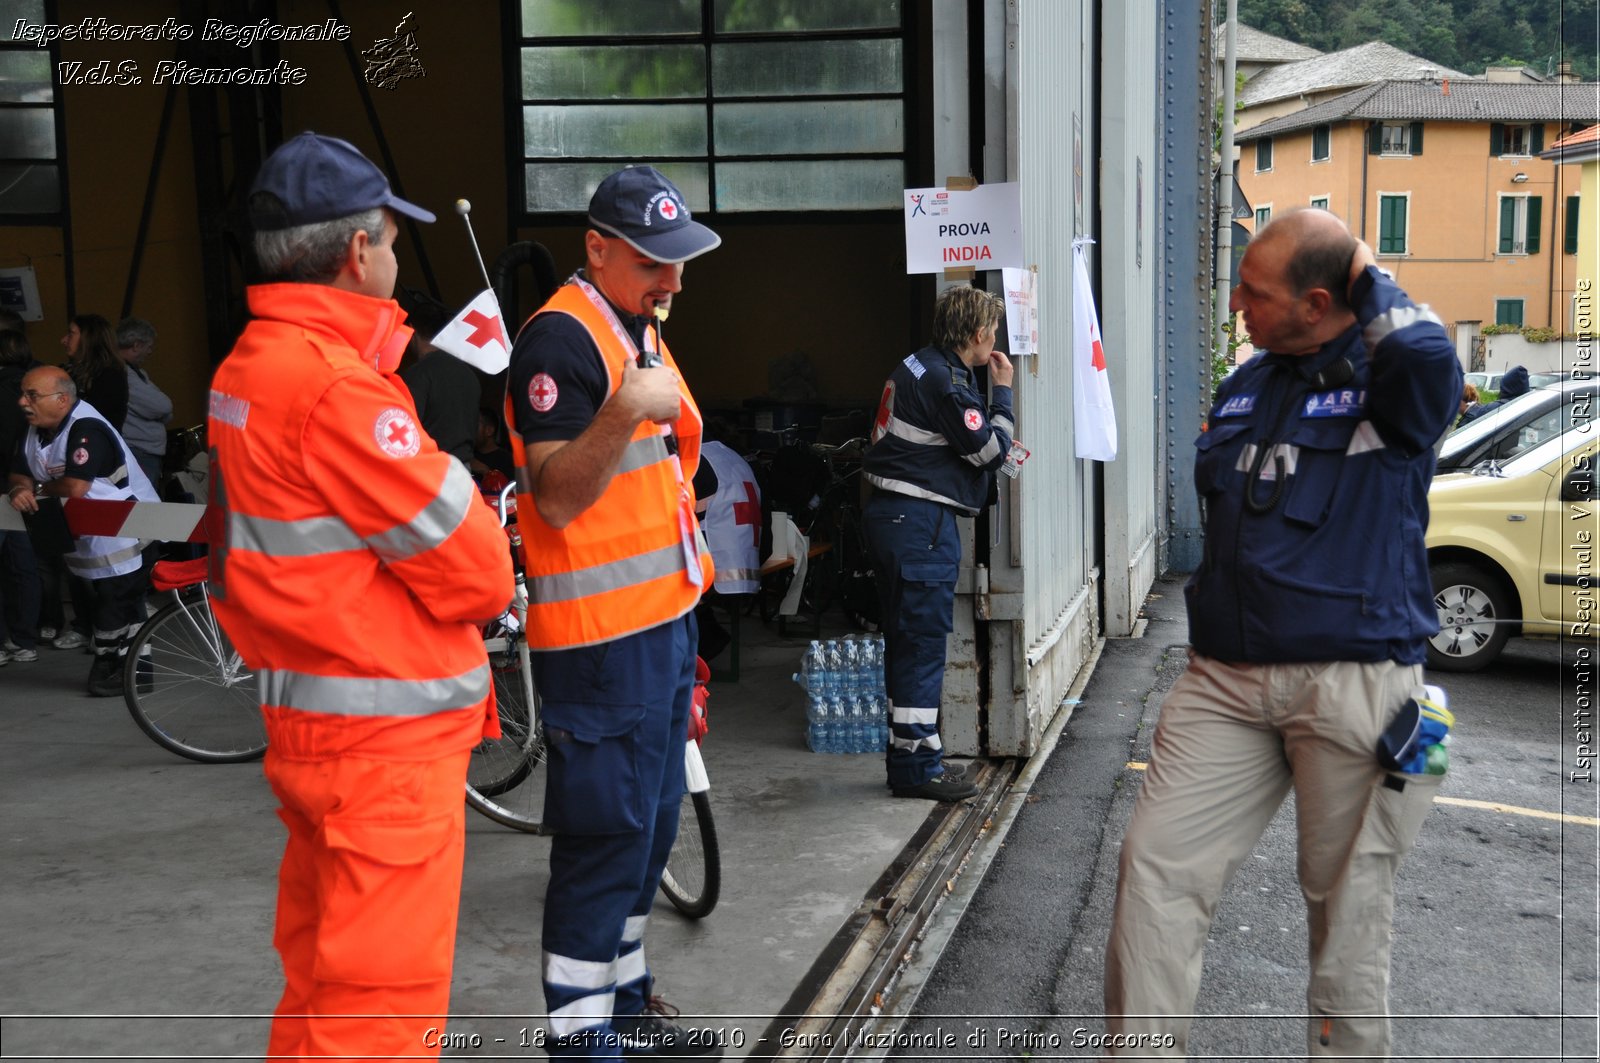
top-left (1309, 194), bottom-right (1330, 210)
top-left (1566, 194), bottom-right (1581, 255)
top-left (1495, 298), bottom-right (1525, 327)
top-left (1254, 203), bottom-right (1272, 231)
top-left (0, 2), bottom-right (66, 225)
top-left (1497, 193), bottom-right (1543, 256)
top-left (1255, 137), bottom-right (1273, 173)
top-left (1501, 123), bottom-right (1536, 157)
top-left (1379, 123), bottom-right (1412, 157)
top-left (505, 1), bottom-right (914, 221)
top-left (1310, 123), bottom-right (1331, 163)
top-left (1376, 192), bottom-right (1410, 256)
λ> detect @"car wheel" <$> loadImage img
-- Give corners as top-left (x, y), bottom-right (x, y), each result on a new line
top-left (1427, 560), bottom-right (1513, 672)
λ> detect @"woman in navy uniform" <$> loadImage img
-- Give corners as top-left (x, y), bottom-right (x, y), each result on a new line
top-left (862, 286), bottom-right (1014, 801)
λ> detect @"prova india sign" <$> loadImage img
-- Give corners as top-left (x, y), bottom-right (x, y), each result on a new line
top-left (902, 182), bottom-right (1024, 274)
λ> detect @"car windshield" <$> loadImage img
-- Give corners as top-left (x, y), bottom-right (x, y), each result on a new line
top-left (1528, 371), bottom-right (1569, 388)
top-left (1438, 381), bottom-right (1597, 471)
top-left (1440, 389), bottom-right (1550, 460)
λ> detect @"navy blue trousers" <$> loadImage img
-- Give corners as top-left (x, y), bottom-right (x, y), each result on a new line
top-left (862, 493), bottom-right (959, 788)
top-left (533, 612), bottom-right (696, 1059)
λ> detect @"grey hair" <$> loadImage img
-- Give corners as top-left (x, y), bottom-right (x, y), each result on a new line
top-left (252, 200), bottom-right (386, 284)
top-left (116, 316), bottom-right (157, 349)
top-left (58, 374), bottom-right (78, 399)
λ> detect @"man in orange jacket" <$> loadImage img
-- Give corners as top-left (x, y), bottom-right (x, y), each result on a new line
top-left (506, 166), bottom-right (721, 1059)
top-left (207, 132), bottom-right (513, 1060)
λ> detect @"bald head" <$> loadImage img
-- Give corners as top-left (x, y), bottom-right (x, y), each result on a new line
top-left (19, 365), bottom-right (76, 431)
top-left (1256, 208), bottom-right (1359, 313)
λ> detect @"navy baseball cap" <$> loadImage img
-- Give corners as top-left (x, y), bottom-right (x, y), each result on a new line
top-left (248, 131), bottom-right (436, 231)
top-left (587, 166), bottom-right (720, 264)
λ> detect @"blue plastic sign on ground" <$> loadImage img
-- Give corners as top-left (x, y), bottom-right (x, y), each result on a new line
top-left (903, 183), bottom-right (1024, 274)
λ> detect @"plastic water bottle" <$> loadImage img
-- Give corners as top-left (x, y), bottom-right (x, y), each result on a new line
top-left (824, 640), bottom-right (844, 697)
top-left (843, 694), bottom-right (864, 753)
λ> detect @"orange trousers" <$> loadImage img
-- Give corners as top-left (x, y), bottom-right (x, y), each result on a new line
top-left (262, 749), bottom-right (471, 1061)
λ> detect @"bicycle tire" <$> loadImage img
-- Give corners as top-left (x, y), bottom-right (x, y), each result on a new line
top-left (466, 630), bottom-right (546, 832)
top-left (123, 594), bottom-right (266, 764)
top-left (659, 790), bottom-right (720, 919)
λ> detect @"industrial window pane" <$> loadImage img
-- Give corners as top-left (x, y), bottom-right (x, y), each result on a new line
top-left (0, 2), bottom-right (44, 41)
top-left (0, 161), bottom-right (58, 212)
top-left (1495, 299), bottom-right (1524, 327)
top-left (0, 52), bottom-right (52, 103)
top-left (523, 103), bottom-right (706, 158)
top-left (526, 161), bottom-right (709, 213)
top-left (712, 39), bottom-right (901, 97)
top-left (714, 99), bottom-right (901, 155)
top-left (713, 0), bottom-right (901, 33)
top-left (520, 0), bottom-right (700, 37)
top-left (521, 45), bottom-right (705, 99)
top-left (0, 107), bottom-right (54, 158)
top-left (715, 158), bottom-right (901, 211)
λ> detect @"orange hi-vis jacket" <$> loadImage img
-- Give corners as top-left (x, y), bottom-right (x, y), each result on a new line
top-left (207, 283), bottom-right (514, 759)
top-left (507, 280), bottom-right (713, 650)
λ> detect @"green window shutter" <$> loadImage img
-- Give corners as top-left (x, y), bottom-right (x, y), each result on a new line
top-left (1499, 197), bottom-right (1516, 253)
top-left (1313, 124), bottom-right (1330, 159)
top-left (1410, 122), bottom-right (1424, 155)
top-left (1369, 123), bottom-right (1383, 154)
top-left (1532, 124), bottom-right (1545, 153)
top-left (1567, 195), bottom-right (1581, 254)
top-left (1526, 196), bottom-right (1542, 253)
top-left (1379, 196), bottom-right (1407, 253)
top-left (1490, 123), bottom-right (1504, 155)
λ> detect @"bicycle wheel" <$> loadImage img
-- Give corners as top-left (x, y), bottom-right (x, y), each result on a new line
top-left (123, 593), bottom-right (265, 764)
top-left (466, 629), bottom-right (546, 832)
top-left (659, 789), bottom-right (720, 919)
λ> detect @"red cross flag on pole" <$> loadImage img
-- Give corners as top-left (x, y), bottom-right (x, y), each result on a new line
top-left (431, 289), bottom-right (512, 374)
top-left (1072, 238), bottom-right (1118, 461)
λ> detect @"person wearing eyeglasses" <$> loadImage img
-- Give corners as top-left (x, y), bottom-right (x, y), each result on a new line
top-left (7, 364), bottom-right (158, 694)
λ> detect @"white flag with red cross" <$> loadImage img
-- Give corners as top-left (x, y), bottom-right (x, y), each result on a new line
top-left (431, 288), bottom-right (511, 374)
top-left (1072, 238), bottom-right (1118, 462)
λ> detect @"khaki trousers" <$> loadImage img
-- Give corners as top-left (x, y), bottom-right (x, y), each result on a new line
top-left (1104, 654), bottom-right (1441, 1060)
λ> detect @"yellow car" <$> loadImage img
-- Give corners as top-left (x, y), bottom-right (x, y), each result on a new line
top-left (1425, 429), bottom-right (1598, 671)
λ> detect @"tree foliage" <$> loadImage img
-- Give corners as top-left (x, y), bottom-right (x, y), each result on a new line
top-left (1233, 0), bottom-right (1599, 80)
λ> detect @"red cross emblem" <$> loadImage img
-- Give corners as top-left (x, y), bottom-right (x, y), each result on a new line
top-left (659, 198), bottom-right (679, 221)
top-left (871, 381), bottom-right (895, 443)
top-left (529, 373), bottom-right (559, 413)
top-left (734, 481), bottom-right (761, 547)
top-left (964, 408), bottom-right (984, 432)
top-left (373, 407), bottom-right (421, 458)
top-left (462, 309), bottom-right (504, 350)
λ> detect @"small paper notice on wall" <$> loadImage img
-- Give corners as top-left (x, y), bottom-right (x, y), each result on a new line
top-left (1001, 266), bottom-right (1038, 356)
top-left (0, 266), bottom-right (43, 321)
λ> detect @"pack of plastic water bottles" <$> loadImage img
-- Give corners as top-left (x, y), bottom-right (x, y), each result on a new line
top-left (792, 636), bottom-right (889, 754)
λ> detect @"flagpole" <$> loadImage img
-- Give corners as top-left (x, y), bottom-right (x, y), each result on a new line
top-left (455, 199), bottom-right (495, 292)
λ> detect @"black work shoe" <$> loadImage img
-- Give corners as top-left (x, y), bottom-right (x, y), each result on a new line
top-left (891, 772), bottom-right (979, 801)
top-left (86, 654), bottom-right (123, 698)
top-left (613, 995), bottom-right (724, 1058)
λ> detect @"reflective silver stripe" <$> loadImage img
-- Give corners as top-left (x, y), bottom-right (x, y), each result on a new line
top-left (890, 703), bottom-right (940, 726)
top-left (92, 623), bottom-right (137, 642)
top-left (963, 435), bottom-right (1003, 467)
top-left (993, 414), bottom-right (1015, 436)
top-left (543, 951), bottom-right (616, 991)
top-left (529, 543), bottom-right (685, 605)
top-left (257, 662), bottom-right (490, 716)
top-left (886, 416), bottom-right (948, 447)
top-left (1364, 303), bottom-right (1444, 350)
top-left (108, 464), bottom-right (129, 485)
top-left (1347, 420), bottom-right (1387, 456)
top-left (617, 434), bottom-right (672, 476)
top-left (231, 512), bottom-right (362, 556)
top-left (623, 915), bottom-right (649, 943)
top-left (365, 460), bottom-right (476, 565)
top-left (548, 993), bottom-right (615, 1038)
top-left (65, 541), bottom-right (147, 575)
top-left (1234, 443), bottom-right (1300, 478)
top-left (718, 567), bottom-right (760, 583)
top-left (864, 473), bottom-right (975, 516)
top-left (891, 732), bottom-right (944, 752)
top-left (616, 948), bottom-right (647, 986)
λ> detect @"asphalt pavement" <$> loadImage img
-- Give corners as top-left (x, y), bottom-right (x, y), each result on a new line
top-left (891, 576), bottom-right (1599, 1062)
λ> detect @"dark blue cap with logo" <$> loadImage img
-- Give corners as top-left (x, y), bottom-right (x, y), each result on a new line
top-left (248, 131), bottom-right (436, 231)
top-left (587, 165), bottom-right (721, 264)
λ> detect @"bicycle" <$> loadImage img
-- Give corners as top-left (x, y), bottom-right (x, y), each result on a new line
top-left (122, 556), bottom-right (267, 764)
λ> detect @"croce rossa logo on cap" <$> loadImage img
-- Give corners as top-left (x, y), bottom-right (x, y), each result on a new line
top-left (645, 190), bottom-right (682, 227)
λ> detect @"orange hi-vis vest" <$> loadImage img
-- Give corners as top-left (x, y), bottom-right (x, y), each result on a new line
top-left (207, 283), bottom-right (514, 759)
top-left (507, 280), bottom-right (713, 650)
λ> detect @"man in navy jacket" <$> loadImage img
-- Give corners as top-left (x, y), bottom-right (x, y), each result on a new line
top-left (1103, 209), bottom-right (1460, 1059)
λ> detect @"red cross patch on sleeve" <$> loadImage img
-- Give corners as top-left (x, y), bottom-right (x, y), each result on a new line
top-left (964, 408), bottom-right (984, 432)
top-left (374, 408), bottom-right (421, 459)
top-left (529, 373), bottom-right (559, 413)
